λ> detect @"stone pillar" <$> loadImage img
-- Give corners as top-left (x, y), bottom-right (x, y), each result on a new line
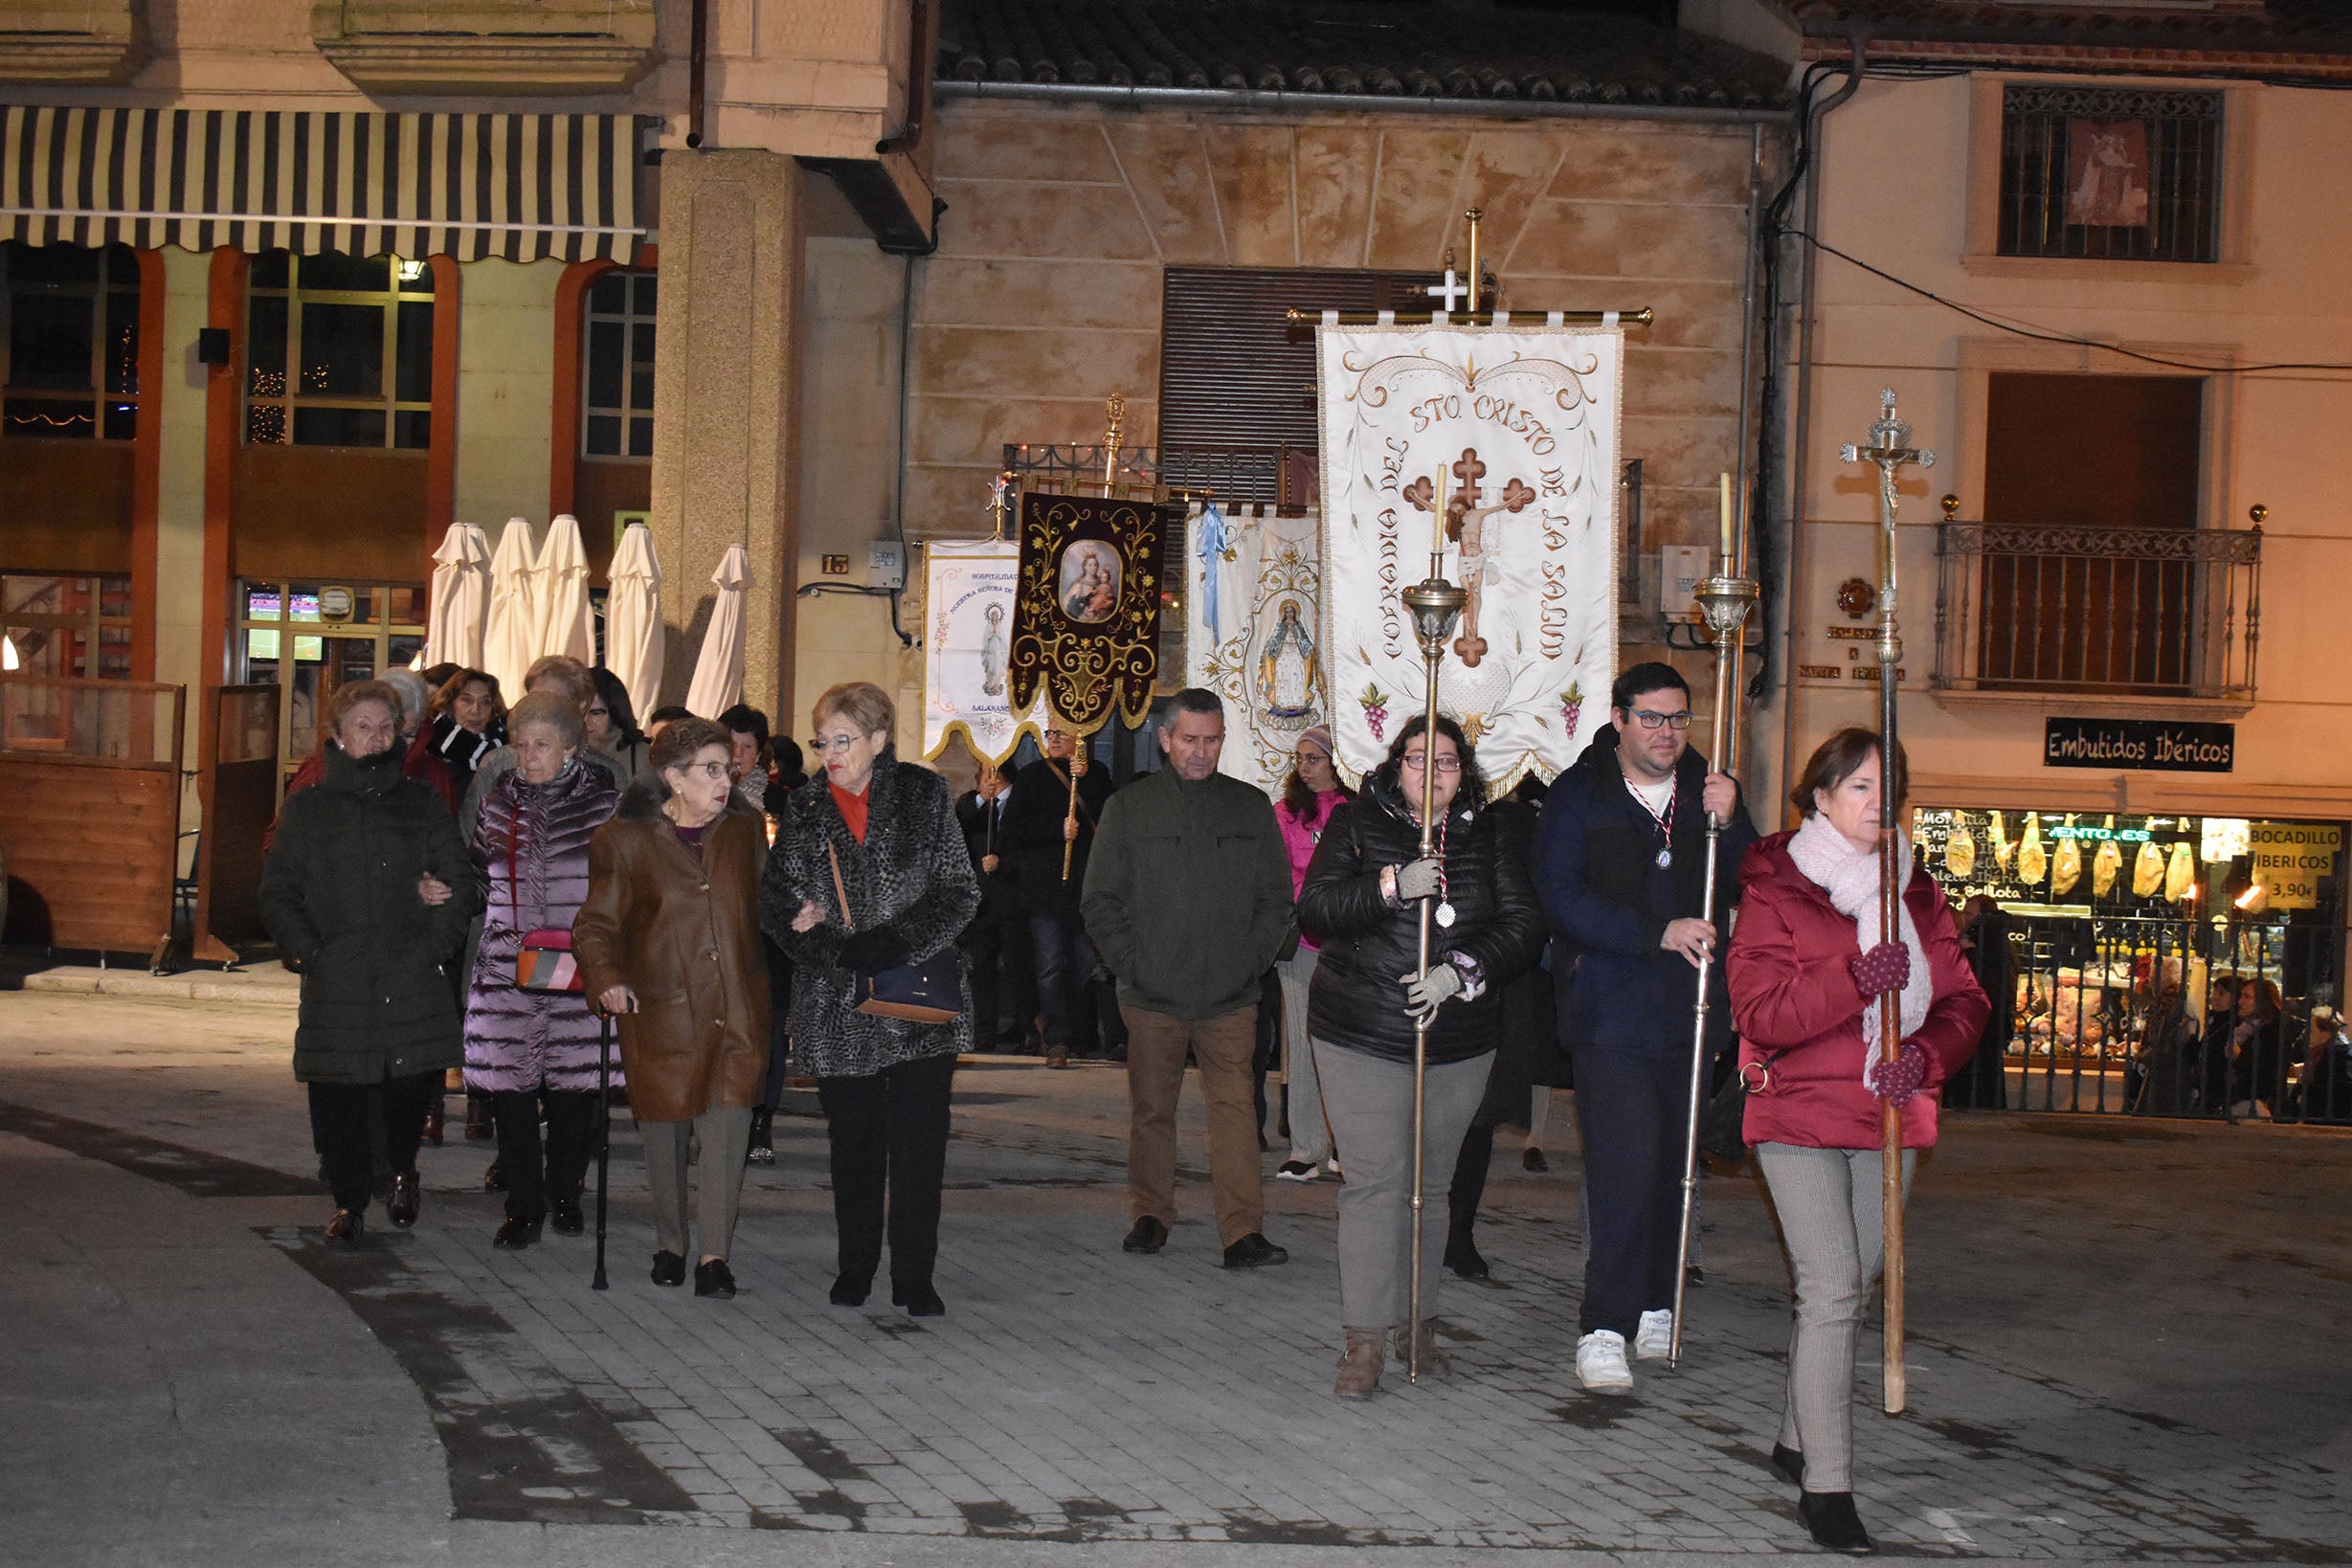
top-left (647, 149), bottom-right (804, 719)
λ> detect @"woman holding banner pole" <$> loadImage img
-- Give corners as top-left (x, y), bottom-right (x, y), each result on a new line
top-left (1726, 728), bottom-right (1987, 1553)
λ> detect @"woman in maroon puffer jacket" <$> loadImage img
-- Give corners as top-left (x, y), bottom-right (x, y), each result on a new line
top-left (1726, 728), bottom-right (1988, 1556)
top-left (463, 690), bottom-right (622, 1248)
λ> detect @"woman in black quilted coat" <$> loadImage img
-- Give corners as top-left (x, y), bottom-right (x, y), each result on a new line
top-left (761, 682), bottom-right (979, 1318)
top-left (1297, 714), bottom-right (1544, 1399)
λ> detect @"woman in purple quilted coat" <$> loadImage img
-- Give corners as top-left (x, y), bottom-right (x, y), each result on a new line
top-left (464, 690), bottom-right (623, 1248)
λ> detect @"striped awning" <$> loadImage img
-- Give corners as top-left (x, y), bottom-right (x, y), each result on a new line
top-left (1, 107), bottom-right (641, 261)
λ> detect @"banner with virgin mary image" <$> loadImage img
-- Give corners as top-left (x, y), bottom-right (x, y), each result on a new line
top-left (922, 538), bottom-right (1041, 766)
top-left (1184, 503), bottom-right (1326, 795)
top-left (1314, 319), bottom-right (1623, 792)
top-left (1008, 490), bottom-right (1168, 735)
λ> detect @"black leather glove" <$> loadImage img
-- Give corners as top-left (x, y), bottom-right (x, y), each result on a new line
top-left (838, 927), bottom-right (911, 975)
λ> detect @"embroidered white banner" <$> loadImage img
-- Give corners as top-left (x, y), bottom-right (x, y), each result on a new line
top-left (1315, 323), bottom-right (1621, 792)
top-left (1183, 503), bottom-right (1325, 795)
top-left (921, 539), bottom-right (1040, 766)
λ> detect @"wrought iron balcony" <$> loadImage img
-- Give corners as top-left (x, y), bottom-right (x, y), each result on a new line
top-left (1933, 519), bottom-right (2261, 706)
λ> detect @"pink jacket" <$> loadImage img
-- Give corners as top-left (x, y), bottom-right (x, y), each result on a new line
top-left (1725, 830), bottom-right (1990, 1152)
top-left (1278, 789), bottom-right (1346, 953)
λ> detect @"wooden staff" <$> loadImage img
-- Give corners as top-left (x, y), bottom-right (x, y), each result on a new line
top-left (1062, 735), bottom-right (1080, 881)
top-left (1842, 389), bottom-right (1932, 1416)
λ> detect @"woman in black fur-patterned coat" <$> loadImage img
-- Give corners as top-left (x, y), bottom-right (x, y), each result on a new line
top-left (761, 683), bottom-right (979, 1318)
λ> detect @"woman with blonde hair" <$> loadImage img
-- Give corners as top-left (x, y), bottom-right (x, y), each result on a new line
top-left (762, 682), bottom-right (979, 1317)
top-left (573, 717), bottom-right (770, 1297)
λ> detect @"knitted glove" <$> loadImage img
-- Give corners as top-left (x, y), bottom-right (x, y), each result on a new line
top-left (1399, 963), bottom-right (1464, 1027)
top-left (1393, 858), bottom-right (1443, 902)
top-left (838, 928), bottom-right (911, 976)
top-left (1868, 1037), bottom-right (1929, 1108)
top-left (1849, 940), bottom-right (1911, 998)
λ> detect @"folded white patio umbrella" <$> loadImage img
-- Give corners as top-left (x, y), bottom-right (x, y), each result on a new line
top-left (481, 517), bottom-right (541, 702)
top-left (683, 544), bottom-right (751, 719)
top-left (423, 522), bottom-right (490, 670)
top-left (534, 512), bottom-right (594, 667)
top-left (605, 521), bottom-right (664, 718)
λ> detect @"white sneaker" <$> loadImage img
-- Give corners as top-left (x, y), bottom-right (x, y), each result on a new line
top-left (1275, 1158), bottom-right (1320, 1182)
top-left (1577, 1330), bottom-right (1633, 1394)
top-left (1635, 1309), bottom-right (1674, 1361)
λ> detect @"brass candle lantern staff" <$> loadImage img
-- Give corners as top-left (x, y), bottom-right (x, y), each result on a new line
top-left (1668, 475), bottom-right (1759, 1368)
top-left (1397, 500), bottom-right (1467, 1386)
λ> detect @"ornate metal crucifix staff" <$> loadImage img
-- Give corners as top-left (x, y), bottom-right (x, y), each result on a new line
top-left (1840, 387), bottom-right (1933, 1416)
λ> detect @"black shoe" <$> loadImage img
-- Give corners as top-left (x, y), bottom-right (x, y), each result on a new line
top-left (1222, 1232), bottom-right (1288, 1269)
top-left (492, 1216), bottom-right (542, 1248)
top-left (387, 1170), bottom-right (421, 1228)
top-left (549, 1196), bottom-right (584, 1235)
top-left (1798, 1491), bottom-right (1872, 1554)
top-left (892, 1281), bottom-right (946, 1317)
top-left (694, 1258), bottom-right (737, 1299)
top-left (464, 1098), bottom-right (494, 1141)
top-left (1444, 1233), bottom-right (1490, 1280)
top-left (829, 1273), bottom-right (870, 1307)
top-left (650, 1250), bottom-right (686, 1287)
top-left (1686, 1265), bottom-right (1707, 1288)
top-left (1772, 1445), bottom-right (1806, 1488)
top-left (1121, 1216), bottom-right (1169, 1255)
top-left (325, 1209), bottom-right (365, 1243)
top-left (482, 1157), bottom-right (505, 1192)
top-left (746, 1106), bottom-right (774, 1165)
top-left (1522, 1147), bottom-right (1550, 1173)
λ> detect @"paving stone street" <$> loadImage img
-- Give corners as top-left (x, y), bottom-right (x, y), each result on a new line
top-left (4, 976), bottom-right (2350, 1566)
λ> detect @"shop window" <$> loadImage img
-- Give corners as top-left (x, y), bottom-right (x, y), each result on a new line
top-left (245, 252), bottom-right (435, 451)
top-left (582, 269), bottom-right (655, 459)
top-left (1998, 84), bottom-right (2222, 264)
top-left (235, 578), bottom-right (426, 785)
top-left (0, 241), bottom-right (140, 440)
top-left (0, 573), bottom-right (133, 679)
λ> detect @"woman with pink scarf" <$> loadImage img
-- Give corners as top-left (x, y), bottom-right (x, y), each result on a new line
top-left (1726, 728), bottom-right (1988, 1555)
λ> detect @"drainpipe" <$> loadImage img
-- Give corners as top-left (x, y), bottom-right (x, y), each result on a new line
top-left (686, 0), bottom-right (708, 148)
top-left (877, 0), bottom-right (931, 157)
top-left (1775, 38), bottom-right (1867, 820)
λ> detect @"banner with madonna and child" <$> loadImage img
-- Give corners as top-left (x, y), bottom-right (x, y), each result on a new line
top-left (1313, 318), bottom-right (1624, 794)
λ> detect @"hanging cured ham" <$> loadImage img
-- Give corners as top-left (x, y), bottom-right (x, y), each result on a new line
top-left (1946, 820), bottom-right (1977, 880)
top-left (2019, 814), bottom-right (2048, 885)
top-left (2164, 840), bottom-right (2195, 903)
top-left (1991, 811), bottom-right (2014, 875)
top-left (2052, 815), bottom-right (2084, 895)
top-left (2093, 823), bottom-right (2123, 898)
top-left (2133, 840), bottom-right (2165, 898)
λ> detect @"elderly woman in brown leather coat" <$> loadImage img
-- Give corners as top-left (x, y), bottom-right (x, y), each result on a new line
top-left (572, 716), bottom-right (769, 1299)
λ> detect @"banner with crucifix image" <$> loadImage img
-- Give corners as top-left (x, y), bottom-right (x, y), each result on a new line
top-left (1314, 322), bottom-right (1622, 791)
top-left (1007, 490), bottom-right (1169, 735)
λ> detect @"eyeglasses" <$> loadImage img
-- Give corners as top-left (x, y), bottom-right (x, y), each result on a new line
top-left (679, 760), bottom-right (728, 780)
top-left (1401, 753), bottom-right (1462, 774)
top-left (808, 734), bottom-right (863, 755)
top-left (1629, 709), bottom-right (1692, 730)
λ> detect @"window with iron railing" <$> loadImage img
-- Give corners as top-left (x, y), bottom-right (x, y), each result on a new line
top-left (1933, 519), bottom-right (2261, 704)
top-left (1999, 83), bottom-right (2223, 264)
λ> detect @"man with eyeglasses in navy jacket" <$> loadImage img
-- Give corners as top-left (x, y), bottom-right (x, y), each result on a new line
top-left (1533, 661), bottom-right (1757, 1395)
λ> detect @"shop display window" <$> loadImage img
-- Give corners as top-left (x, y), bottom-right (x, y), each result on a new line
top-left (1917, 805), bottom-right (2346, 1119)
top-left (235, 578), bottom-right (425, 789)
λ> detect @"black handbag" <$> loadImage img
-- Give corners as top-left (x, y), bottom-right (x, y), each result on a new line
top-left (827, 843), bottom-right (964, 1024)
top-left (1698, 1065), bottom-right (1749, 1166)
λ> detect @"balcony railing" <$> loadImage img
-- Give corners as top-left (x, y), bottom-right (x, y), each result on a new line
top-left (1933, 520), bottom-right (2262, 704)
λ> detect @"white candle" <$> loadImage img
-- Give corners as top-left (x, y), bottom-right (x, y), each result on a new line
top-left (1433, 470), bottom-right (1449, 557)
top-left (1718, 472), bottom-right (1734, 567)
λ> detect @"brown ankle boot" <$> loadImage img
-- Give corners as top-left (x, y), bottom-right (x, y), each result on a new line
top-left (1392, 1319), bottom-right (1452, 1378)
top-left (1333, 1327), bottom-right (1386, 1400)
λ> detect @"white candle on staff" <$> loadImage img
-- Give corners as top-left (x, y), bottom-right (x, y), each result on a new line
top-left (1718, 473), bottom-right (1735, 567)
top-left (1433, 470), bottom-right (1449, 558)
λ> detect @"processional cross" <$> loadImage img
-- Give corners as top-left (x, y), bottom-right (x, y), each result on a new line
top-left (1838, 387), bottom-right (1935, 667)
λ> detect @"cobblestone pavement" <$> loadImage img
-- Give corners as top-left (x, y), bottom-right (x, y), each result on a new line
top-left (5, 986), bottom-right (2351, 1564)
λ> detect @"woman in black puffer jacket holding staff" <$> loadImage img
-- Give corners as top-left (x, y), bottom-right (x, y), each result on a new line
top-left (1298, 715), bottom-right (1544, 1400)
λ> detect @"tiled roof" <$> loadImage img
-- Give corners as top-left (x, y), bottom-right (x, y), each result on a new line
top-left (1775, 1), bottom-right (2352, 56)
top-left (936, 0), bottom-right (1794, 113)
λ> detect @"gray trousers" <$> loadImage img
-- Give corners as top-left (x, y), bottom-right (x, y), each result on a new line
top-left (1314, 1038), bottom-right (1492, 1328)
top-left (1755, 1140), bottom-right (1917, 1494)
top-left (639, 1107), bottom-right (754, 1262)
top-left (1277, 949), bottom-right (1330, 1164)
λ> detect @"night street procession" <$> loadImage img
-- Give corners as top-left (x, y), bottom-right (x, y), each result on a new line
top-left (1, 3), bottom-right (2347, 1564)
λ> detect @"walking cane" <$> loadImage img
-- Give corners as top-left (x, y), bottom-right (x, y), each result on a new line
top-left (593, 1006), bottom-right (613, 1291)
top-left (1669, 477), bottom-right (1758, 1368)
top-left (1399, 472), bottom-right (1467, 1383)
top-left (1843, 390), bottom-right (1933, 1416)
